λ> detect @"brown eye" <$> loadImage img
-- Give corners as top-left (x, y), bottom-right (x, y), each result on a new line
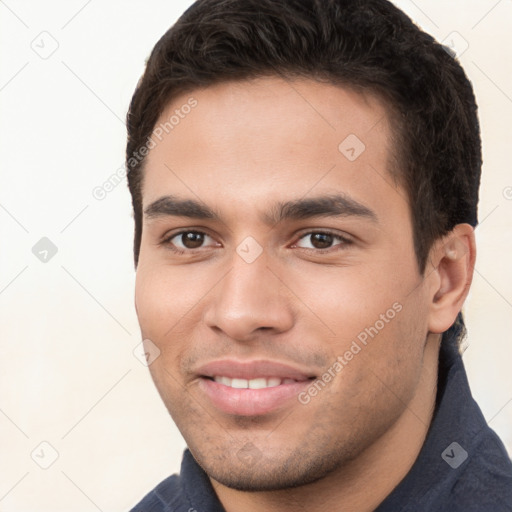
top-left (166, 231), bottom-right (217, 251)
top-left (180, 232), bottom-right (205, 249)
top-left (309, 233), bottom-right (333, 249)
top-left (295, 231), bottom-right (351, 251)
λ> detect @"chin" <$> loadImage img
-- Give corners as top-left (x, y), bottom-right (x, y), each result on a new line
top-left (193, 445), bottom-right (345, 492)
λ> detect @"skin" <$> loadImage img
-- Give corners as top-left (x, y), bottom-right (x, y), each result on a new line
top-left (134, 77), bottom-right (476, 512)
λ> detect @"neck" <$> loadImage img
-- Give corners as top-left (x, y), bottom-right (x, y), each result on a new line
top-left (211, 334), bottom-right (441, 512)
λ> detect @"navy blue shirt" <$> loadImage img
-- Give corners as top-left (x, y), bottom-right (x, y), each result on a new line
top-left (130, 332), bottom-right (512, 511)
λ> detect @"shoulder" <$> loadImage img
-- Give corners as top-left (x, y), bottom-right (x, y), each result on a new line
top-left (128, 449), bottom-right (224, 512)
top-left (129, 473), bottom-right (191, 512)
top-left (441, 428), bottom-right (512, 511)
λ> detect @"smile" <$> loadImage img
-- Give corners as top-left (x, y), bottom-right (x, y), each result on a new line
top-left (196, 359), bottom-right (316, 416)
top-left (211, 376), bottom-right (299, 389)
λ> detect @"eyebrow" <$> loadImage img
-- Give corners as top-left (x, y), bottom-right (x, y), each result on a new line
top-left (143, 194), bottom-right (378, 225)
top-left (265, 194), bottom-right (378, 225)
top-left (144, 196), bottom-right (217, 220)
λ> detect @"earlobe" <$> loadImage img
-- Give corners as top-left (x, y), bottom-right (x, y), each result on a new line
top-left (428, 224), bottom-right (476, 334)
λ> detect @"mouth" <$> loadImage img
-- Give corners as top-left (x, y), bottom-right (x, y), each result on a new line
top-left (196, 360), bottom-right (316, 416)
top-left (207, 376), bottom-right (302, 389)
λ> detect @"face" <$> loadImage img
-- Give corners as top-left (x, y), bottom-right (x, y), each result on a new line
top-left (135, 77), bottom-right (434, 491)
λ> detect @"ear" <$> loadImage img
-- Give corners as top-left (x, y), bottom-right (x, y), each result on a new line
top-left (427, 224), bottom-right (476, 334)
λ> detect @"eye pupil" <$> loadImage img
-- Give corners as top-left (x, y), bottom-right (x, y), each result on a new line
top-left (311, 233), bottom-right (333, 249)
top-left (182, 232), bottom-right (204, 248)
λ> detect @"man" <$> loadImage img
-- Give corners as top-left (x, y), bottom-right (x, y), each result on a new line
top-left (126, 0), bottom-right (512, 510)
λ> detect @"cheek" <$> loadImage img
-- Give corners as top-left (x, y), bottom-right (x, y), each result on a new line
top-left (290, 257), bottom-right (427, 396)
top-left (288, 261), bottom-right (408, 342)
top-left (135, 267), bottom-right (166, 335)
top-left (350, 290), bottom-right (429, 401)
top-left (134, 267), bottom-right (196, 404)
top-left (135, 265), bottom-right (193, 343)
top-left (135, 262), bottom-right (206, 325)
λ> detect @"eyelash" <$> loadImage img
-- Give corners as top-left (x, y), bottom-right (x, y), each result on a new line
top-left (160, 229), bottom-right (352, 255)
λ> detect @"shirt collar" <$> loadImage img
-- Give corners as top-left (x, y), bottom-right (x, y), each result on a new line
top-left (375, 328), bottom-right (488, 510)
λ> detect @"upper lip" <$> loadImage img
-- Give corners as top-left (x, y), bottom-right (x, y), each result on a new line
top-left (196, 359), bottom-right (315, 381)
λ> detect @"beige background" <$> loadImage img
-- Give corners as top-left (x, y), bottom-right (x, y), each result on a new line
top-left (1, 1), bottom-right (511, 510)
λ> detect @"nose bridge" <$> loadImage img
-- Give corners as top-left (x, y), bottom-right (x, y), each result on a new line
top-left (203, 246), bottom-right (294, 339)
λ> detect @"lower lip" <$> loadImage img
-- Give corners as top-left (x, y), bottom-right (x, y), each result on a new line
top-left (198, 377), bottom-right (312, 416)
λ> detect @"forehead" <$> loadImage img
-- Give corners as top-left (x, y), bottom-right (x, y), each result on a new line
top-left (141, 76), bottom-right (403, 223)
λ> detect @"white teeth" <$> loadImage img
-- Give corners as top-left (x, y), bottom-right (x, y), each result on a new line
top-left (248, 378), bottom-right (268, 389)
top-left (219, 376), bottom-right (231, 387)
top-left (212, 376), bottom-right (295, 389)
top-left (231, 378), bottom-right (248, 389)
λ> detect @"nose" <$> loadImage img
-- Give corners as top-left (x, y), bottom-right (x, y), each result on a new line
top-left (202, 249), bottom-right (295, 342)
